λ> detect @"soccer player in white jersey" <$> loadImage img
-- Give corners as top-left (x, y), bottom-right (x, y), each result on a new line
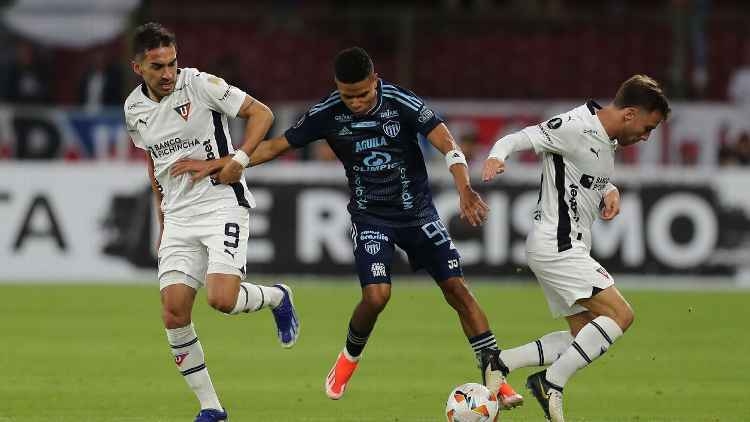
top-left (123, 23), bottom-right (300, 422)
top-left (481, 75), bottom-right (670, 422)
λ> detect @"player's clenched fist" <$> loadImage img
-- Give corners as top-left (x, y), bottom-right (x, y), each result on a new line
top-left (481, 157), bottom-right (506, 182)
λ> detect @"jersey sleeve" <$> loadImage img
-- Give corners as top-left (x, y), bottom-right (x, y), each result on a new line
top-left (126, 121), bottom-right (145, 149)
top-left (191, 71), bottom-right (247, 117)
top-left (284, 109), bottom-right (327, 148)
top-left (521, 113), bottom-right (582, 156)
top-left (123, 103), bottom-right (145, 150)
top-left (391, 86), bottom-right (444, 136)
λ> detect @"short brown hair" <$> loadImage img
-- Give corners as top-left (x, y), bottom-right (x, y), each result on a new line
top-left (613, 75), bottom-right (670, 118)
top-left (132, 22), bottom-right (176, 60)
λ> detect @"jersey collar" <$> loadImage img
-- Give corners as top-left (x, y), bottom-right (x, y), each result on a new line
top-left (586, 100), bottom-right (618, 148)
top-left (364, 79), bottom-right (384, 116)
top-left (586, 99), bottom-right (602, 115)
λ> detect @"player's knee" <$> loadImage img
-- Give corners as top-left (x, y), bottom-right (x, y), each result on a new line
top-left (362, 291), bottom-right (390, 313)
top-left (619, 307), bottom-right (635, 332)
top-left (441, 278), bottom-right (473, 307)
top-left (162, 308), bottom-right (191, 329)
top-left (207, 293), bottom-right (236, 314)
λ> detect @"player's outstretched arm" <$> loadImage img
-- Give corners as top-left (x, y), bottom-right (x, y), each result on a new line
top-left (482, 131), bottom-right (533, 182)
top-left (248, 136), bottom-right (292, 167)
top-left (217, 95), bottom-right (275, 184)
top-left (600, 183), bottom-right (620, 220)
top-left (426, 123), bottom-right (488, 227)
top-left (170, 156), bottom-right (230, 181)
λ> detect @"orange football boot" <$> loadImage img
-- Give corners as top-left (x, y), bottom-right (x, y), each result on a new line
top-left (325, 351), bottom-right (359, 400)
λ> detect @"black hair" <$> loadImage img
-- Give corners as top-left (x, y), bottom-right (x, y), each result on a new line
top-left (614, 74), bottom-right (671, 118)
top-left (334, 47), bottom-right (373, 83)
top-left (132, 22), bottom-right (176, 59)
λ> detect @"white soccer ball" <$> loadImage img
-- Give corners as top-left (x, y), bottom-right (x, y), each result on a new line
top-left (445, 382), bottom-right (499, 422)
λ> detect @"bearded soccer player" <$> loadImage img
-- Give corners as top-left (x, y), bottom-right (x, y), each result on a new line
top-left (174, 46), bottom-right (522, 408)
top-left (124, 22), bottom-right (300, 422)
top-left (482, 75), bottom-right (670, 422)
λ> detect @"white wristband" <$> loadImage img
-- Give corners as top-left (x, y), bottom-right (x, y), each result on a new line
top-left (232, 149), bottom-right (250, 168)
top-left (445, 149), bottom-right (467, 169)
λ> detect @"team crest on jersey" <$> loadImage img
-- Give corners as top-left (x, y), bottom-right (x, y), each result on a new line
top-left (383, 120), bottom-right (400, 138)
top-left (364, 240), bottom-right (381, 255)
top-left (173, 102), bottom-right (191, 121)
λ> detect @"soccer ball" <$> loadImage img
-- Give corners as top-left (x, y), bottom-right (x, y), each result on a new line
top-left (445, 382), bottom-right (499, 422)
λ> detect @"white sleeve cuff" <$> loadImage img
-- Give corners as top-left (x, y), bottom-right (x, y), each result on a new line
top-left (604, 182), bottom-right (618, 195)
top-left (488, 131), bottom-right (533, 161)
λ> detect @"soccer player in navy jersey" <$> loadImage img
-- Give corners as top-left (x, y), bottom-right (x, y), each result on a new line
top-left (173, 47), bottom-right (522, 406)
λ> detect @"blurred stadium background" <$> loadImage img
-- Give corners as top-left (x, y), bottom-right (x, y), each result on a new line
top-left (1, 0), bottom-right (749, 421)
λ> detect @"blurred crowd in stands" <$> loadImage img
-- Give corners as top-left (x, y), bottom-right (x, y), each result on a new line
top-left (1, 0), bottom-right (749, 165)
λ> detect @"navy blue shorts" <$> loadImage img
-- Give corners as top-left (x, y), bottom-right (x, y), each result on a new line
top-left (351, 220), bottom-right (463, 286)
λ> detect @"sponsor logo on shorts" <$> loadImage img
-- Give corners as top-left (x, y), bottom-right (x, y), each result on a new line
top-left (595, 267), bottom-right (611, 280)
top-left (359, 230), bottom-right (388, 242)
top-left (371, 262), bottom-right (387, 277)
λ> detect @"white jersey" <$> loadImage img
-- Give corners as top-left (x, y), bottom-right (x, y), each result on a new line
top-left (124, 68), bottom-right (255, 218)
top-left (523, 101), bottom-right (616, 253)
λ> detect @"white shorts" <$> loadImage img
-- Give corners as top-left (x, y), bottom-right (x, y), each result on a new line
top-left (158, 207), bottom-right (249, 290)
top-left (526, 239), bottom-right (614, 318)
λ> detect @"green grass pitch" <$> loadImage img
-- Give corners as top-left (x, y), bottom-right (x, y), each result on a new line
top-left (0, 280), bottom-right (748, 421)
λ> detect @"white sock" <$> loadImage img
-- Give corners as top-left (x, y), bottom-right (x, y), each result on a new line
top-left (229, 283), bottom-right (284, 314)
top-left (546, 316), bottom-right (623, 387)
top-left (499, 331), bottom-right (573, 372)
top-left (166, 323), bottom-right (222, 411)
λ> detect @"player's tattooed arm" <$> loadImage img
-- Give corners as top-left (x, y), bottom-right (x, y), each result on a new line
top-left (426, 123), bottom-right (489, 227)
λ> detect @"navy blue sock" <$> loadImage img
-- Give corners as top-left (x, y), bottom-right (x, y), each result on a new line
top-left (345, 323), bottom-right (371, 358)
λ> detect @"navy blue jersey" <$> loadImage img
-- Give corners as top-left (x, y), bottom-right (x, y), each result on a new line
top-left (285, 79), bottom-right (444, 227)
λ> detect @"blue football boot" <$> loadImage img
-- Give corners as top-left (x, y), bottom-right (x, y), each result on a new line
top-left (271, 284), bottom-right (300, 348)
top-left (194, 408), bottom-right (228, 422)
